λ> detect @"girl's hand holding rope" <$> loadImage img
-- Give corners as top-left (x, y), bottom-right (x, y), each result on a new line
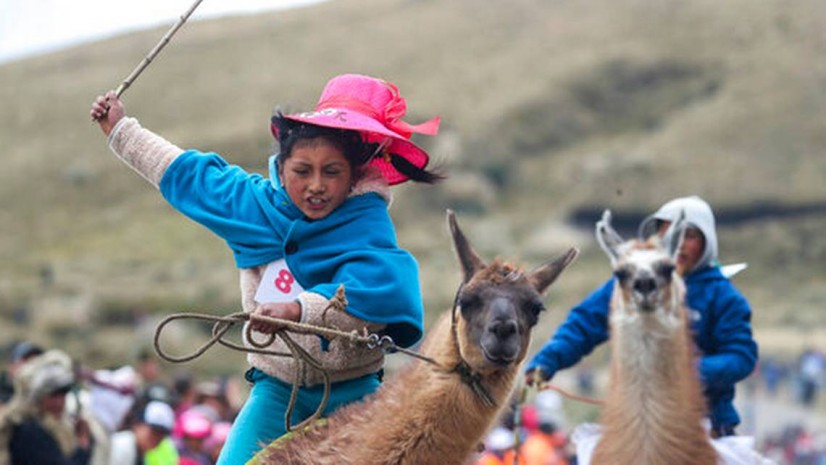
top-left (90, 90), bottom-right (125, 136)
top-left (250, 301), bottom-right (302, 333)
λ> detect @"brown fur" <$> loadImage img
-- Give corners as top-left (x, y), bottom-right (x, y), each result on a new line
top-left (253, 212), bottom-right (577, 465)
top-left (254, 310), bottom-right (514, 465)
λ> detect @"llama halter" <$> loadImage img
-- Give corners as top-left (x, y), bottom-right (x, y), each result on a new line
top-left (448, 283), bottom-right (498, 408)
top-left (365, 282), bottom-right (499, 408)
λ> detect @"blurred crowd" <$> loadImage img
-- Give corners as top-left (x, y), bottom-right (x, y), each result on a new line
top-left (755, 348), bottom-right (826, 465)
top-left (756, 348), bottom-right (826, 408)
top-left (761, 425), bottom-right (826, 465)
top-left (3, 337), bottom-right (822, 465)
top-left (472, 390), bottom-right (572, 465)
top-left (0, 340), bottom-right (240, 465)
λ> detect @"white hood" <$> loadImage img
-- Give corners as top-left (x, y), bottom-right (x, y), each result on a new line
top-left (638, 195), bottom-right (718, 273)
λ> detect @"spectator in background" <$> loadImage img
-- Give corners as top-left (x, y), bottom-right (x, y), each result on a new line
top-left (0, 349), bottom-right (95, 465)
top-left (758, 357), bottom-right (787, 398)
top-left (131, 377), bottom-right (181, 465)
top-left (521, 422), bottom-right (568, 465)
top-left (475, 426), bottom-right (523, 465)
top-left (172, 371), bottom-right (197, 417)
top-left (0, 341), bottom-right (44, 405)
top-left (798, 347), bottom-right (825, 407)
top-left (118, 376), bottom-right (174, 439)
top-left (145, 434), bottom-right (180, 465)
top-left (574, 364), bottom-right (595, 397)
top-left (175, 410), bottom-right (213, 465)
top-left (134, 348), bottom-right (169, 404)
top-left (205, 422), bottom-right (232, 464)
top-left (188, 380), bottom-right (231, 423)
top-left (521, 391), bottom-right (569, 465)
top-left (136, 349), bottom-right (160, 385)
top-left (533, 391), bottom-right (567, 433)
top-left (110, 400), bottom-right (176, 465)
top-left (86, 365), bottom-right (138, 435)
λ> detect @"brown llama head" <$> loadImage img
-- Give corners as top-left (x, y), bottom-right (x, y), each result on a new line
top-left (595, 209), bottom-right (686, 322)
top-left (447, 210), bottom-right (578, 376)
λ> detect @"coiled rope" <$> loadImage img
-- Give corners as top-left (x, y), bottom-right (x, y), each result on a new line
top-left (155, 287), bottom-right (357, 432)
top-left (152, 286), bottom-right (441, 432)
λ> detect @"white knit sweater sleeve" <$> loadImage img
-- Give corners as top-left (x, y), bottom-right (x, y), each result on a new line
top-left (107, 117), bottom-right (183, 188)
top-left (297, 291), bottom-right (385, 333)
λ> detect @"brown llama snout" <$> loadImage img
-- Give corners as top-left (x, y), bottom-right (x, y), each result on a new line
top-left (481, 297), bottom-right (522, 363)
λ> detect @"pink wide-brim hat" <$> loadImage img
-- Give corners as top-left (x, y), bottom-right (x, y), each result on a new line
top-left (175, 410), bottom-right (212, 439)
top-left (272, 74), bottom-right (440, 185)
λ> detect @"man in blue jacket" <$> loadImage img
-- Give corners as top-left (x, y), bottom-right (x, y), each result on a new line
top-left (525, 196), bottom-right (758, 437)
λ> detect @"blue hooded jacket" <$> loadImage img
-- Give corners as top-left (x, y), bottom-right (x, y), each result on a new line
top-left (526, 268), bottom-right (757, 429)
top-left (158, 150), bottom-right (424, 348)
top-left (527, 197), bottom-right (758, 430)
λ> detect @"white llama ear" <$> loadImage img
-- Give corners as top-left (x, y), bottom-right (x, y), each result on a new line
top-left (530, 247), bottom-right (579, 294)
top-left (447, 209), bottom-right (486, 283)
top-left (595, 209), bottom-right (624, 266)
top-left (662, 209), bottom-right (687, 259)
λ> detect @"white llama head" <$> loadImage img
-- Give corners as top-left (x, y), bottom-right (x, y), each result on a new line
top-left (595, 209), bottom-right (686, 321)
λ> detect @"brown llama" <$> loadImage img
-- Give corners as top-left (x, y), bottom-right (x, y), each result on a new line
top-left (587, 210), bottom-right (718, 465)
top-left (251, 210), bottom-right (578, 465)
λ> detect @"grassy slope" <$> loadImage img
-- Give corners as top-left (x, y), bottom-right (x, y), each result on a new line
top-left (1, 0), bottom-right (825, 370)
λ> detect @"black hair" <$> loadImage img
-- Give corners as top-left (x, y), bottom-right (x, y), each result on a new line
top-left (272, 112), bottom-right (371, 169)
top-left (539, 421), bottom-right (558, 434)
top-left (380, 150), bottom-right (445, 184)
top-left (271, 111), bottom-right (444, 184)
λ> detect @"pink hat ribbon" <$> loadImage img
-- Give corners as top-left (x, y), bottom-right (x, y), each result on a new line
top-left (316, 81), bottom-right (439, 140)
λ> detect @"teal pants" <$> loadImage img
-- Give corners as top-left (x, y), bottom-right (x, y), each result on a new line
top-left (216, 368), bottom-right (380, 465)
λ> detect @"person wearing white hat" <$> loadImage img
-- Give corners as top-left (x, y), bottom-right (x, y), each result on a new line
top-left (474, 426), bottom-right (519, 465)
top-left (0, 349), bottom-right (94, 465)
top-left (110, 400), bottom-right (176, 465)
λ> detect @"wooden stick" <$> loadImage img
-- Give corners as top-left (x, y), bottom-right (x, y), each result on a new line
top-left (115, 0), bottom-right (206, 97)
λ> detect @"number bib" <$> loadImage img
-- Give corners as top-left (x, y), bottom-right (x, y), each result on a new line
top-left (254, 259), bottom-right (305, 304)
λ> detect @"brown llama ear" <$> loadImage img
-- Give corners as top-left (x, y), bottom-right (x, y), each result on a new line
top-left (529, 247), bottom-right (579, 294)
top-left (447, 209), bottom-right (486, 283)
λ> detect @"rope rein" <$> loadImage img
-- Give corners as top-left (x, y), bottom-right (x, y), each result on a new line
top-left (505, 381), bottom-right (602, 465)
top-left (539, 382), bottom-right (604, 406)
top-left (153, 287), bottom-right (377, 432)
top-left (152, 284), bottom-right (493, 432)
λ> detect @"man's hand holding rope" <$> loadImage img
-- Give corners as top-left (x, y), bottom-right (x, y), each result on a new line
top-left (524, 367), bottom-right (548, 387)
